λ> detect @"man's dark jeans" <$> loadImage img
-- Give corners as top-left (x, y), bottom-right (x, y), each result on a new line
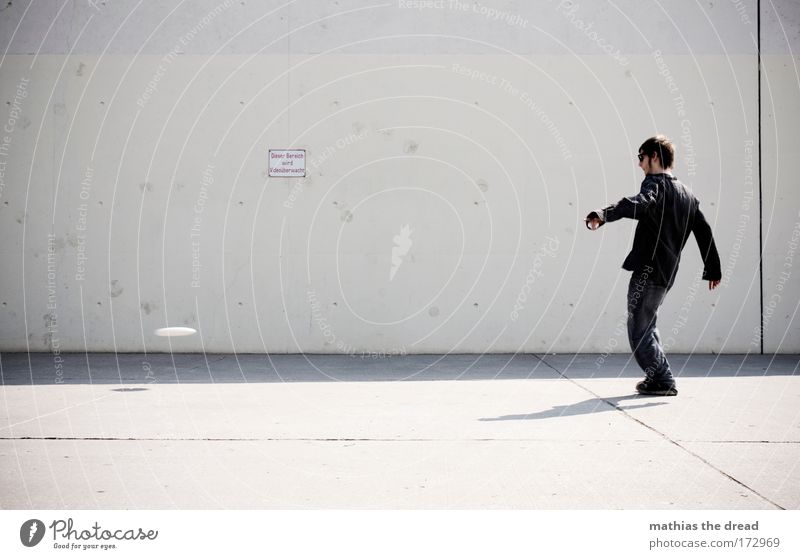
top-left (627, 267), bottom-right (673, 381)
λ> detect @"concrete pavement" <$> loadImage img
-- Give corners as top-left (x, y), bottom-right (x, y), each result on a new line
top-left (1, 353), bottom-right (798, 509)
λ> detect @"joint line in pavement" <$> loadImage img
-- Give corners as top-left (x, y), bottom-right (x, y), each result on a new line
top-left (532, 353), bottom-right (785, 510)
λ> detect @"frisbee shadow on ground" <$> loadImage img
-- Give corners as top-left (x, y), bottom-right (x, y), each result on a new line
top-left (478, 395), bottom-right (668, 422)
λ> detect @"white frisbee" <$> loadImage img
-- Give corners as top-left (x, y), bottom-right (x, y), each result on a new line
top-left (155, 327), bottom-right (197, 337)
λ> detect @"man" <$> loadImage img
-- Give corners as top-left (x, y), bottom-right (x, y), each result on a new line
top-left (585, 135), bottom-right (721, 396)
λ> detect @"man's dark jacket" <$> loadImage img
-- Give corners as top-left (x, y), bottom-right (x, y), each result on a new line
top-left (596, 173), bottom-right (722, 288)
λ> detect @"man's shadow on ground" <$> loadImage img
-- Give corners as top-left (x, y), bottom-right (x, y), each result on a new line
top-left (478, 395), bottom-right (667, 422)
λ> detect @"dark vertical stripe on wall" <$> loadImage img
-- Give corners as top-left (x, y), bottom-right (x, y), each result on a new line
top-left (758, 0), bottom-right (764, 355)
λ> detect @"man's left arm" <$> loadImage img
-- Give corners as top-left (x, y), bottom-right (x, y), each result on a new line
top-left (692, 203), bottom-right (722, 288)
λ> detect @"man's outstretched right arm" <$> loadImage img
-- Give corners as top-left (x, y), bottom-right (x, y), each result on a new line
top-left (586, 179), bottom-right (660, 229)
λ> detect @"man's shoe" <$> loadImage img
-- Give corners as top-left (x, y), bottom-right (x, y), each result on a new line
top-left (636, 377), bottom-right (678, 396)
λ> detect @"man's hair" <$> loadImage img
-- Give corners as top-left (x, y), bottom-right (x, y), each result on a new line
top-left (639, 135), bottom-right (675, 169)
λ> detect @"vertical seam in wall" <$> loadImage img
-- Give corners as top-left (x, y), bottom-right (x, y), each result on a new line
top-left (758, 0), bottom-right (764, 355)
top-left (287, 4), bottom-right (291, 145)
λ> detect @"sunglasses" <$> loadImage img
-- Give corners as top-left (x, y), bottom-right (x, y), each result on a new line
top-left (637, 153), bottom-right (645, 161)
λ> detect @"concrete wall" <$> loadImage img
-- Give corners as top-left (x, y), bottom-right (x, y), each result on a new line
top-left (0, 0), bottom-right (797, 354)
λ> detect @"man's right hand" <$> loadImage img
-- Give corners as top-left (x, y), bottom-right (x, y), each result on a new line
top-left (709, 280), bottom-right (721, 290)
top-left (585, 210), bottom-right (604, 231)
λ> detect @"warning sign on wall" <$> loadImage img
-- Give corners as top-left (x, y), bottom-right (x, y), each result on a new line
top-left (268, 149), bottom-right (306, 177)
